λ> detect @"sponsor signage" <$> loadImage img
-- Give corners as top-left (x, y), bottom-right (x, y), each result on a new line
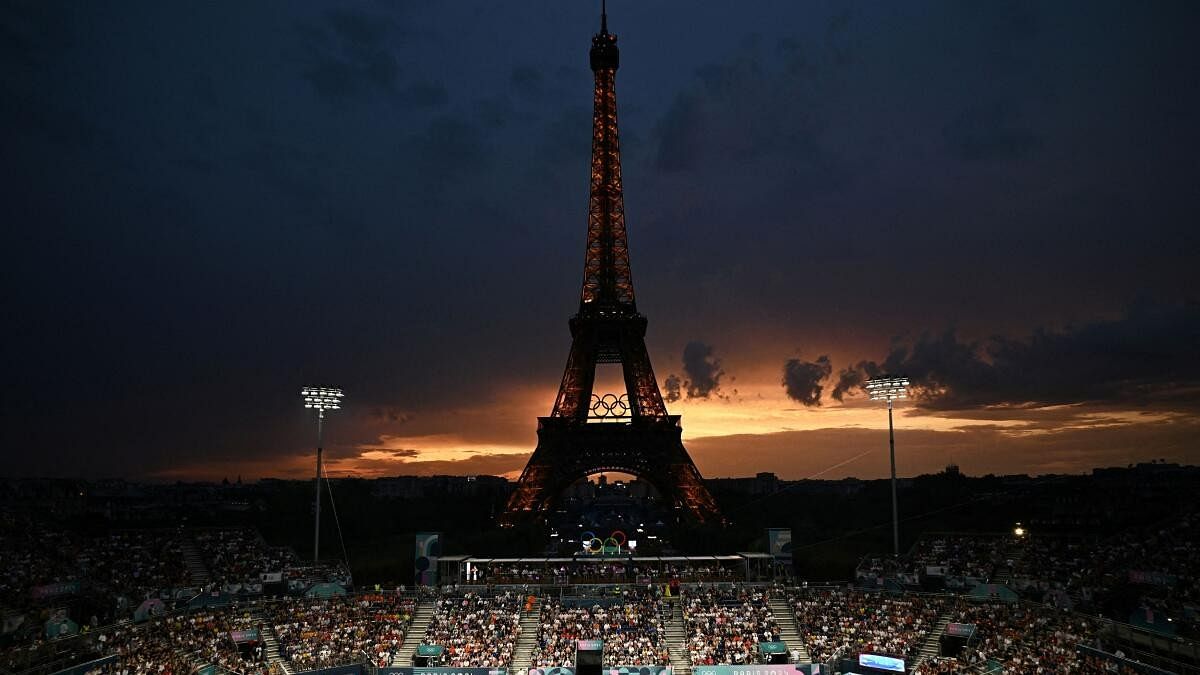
top-left (606, 668), bottom-right (672, 675)
top-left (230, 629), bottom-right (260, 643)
top-left (415, 533), bottom-right (441, 587)
top-left (767, 529), bottom-right (793, 559)
top-left (694, 666), bottom-right (807, 675)
top-left (31, 581), bottom-right (81, 600)
top-left (945, 622), bottom-right (976, 638)
top-left (380, 670), bottom-right (506, 675)
top-left (1129, 570), bottom-right (1178, 587)
top-left (759, 641), bottom-right (788, 654)
top-left (857, 654), bottom-right (905, 673)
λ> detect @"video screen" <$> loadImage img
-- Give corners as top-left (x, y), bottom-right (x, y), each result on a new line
top-left (857, 654), bottom-right (905, 673)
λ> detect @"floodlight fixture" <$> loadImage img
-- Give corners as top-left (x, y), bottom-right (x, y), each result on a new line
top-left (865, 377), bottom-right (910, 402)
top-left (302, 387), bottom-right (344, 415)
top-left (301, 386), bottom-right (344, 565)
top-left (866, 375), bottom-right (909, 558)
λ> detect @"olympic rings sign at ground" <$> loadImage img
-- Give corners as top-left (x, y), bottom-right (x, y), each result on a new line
top-left (579, 530), bottom-right (628, 555)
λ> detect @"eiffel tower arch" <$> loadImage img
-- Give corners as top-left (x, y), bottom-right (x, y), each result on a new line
top-left (501, 8), bottom-right (721, 526)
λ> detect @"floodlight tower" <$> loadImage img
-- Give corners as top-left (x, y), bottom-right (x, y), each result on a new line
top-left (301, 386), bottom-right (343, 564)
top-left (865, 376), bottom-right (909, 557)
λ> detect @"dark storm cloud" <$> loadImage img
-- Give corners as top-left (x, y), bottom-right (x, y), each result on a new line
top-left (368, 407), bottom-right (412, 424)
top-left (510, 66), bottom-right (544, 99)
top-left (679, 341), bottom-right (726, 400)
top-left (4, 1), bottom-right (1199, 480)
top-left (400, 81), bottom-right (449, 108)
top-left (650, 15), bottom-right (850, 179)
top-left (837, 304), bottom-right (1200, 410)
top-left (663, 374), bottom-right (682, 404)
top-left (782, 356), bottom-right (832, 407)
top-left (943, 102), bottom-right (1043, 161)
top-left (329, 451), bottom-right (531, 479)
top-left (832, 360), bottom-right (882, 402)
top-left (299, 7), bottom-right (402, 102)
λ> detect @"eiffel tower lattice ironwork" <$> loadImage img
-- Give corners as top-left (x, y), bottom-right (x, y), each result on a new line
top-left (502, 7), bottom-right (721, 525)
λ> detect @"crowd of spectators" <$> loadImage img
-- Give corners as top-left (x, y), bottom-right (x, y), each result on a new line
top-left (0, 524), bottom-right (192, 634)
top-left (420, 592), bottom-right (522, 667)
top-left (853, 509), bottom-right (1200, 637)
top-left (531, 589), bottom-right (668, 666)
top-left (195, 529), bottom-right (299, 590)
top-left (468, 561), bottom-right (741, 586)
top-left (269, 595), bottom-right (415, 669)
top-left (683, 587), bottom-right (779, 665)
top-left (791, 588), bottom-right (944, 665)
top-left (940, 599), bottom-right (1105, 674)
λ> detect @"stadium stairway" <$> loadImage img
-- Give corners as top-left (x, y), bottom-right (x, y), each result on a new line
top-left (768, 596), bottom-right (810, 663)
top-left (913, 610), bottom-right (951, 670)
top-left (664, 597), bottom-right (692, 675)
top-left (511, 596), bottom-right (542, 671)
top-left (260, 621), bottom-right (293, 675)
top-left (180, 538), bottom-right (211, 587)
top-left (393, 600), bottom-right (436, 666)
top-left (992, 541), bottom-right (1026, 586)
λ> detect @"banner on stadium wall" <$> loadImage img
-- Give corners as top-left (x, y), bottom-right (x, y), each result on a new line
top-left (381, 669), bottom-right (507, 675)
top-left (43, 616), bottom-right (78, 639)
top-left (1077, 645), bottom-right (1176, 675)
top-left (606, 667), bottom-right (672, 675)
top-left (759, 641), bottom-right (788, 654)
top-left (134, 598), bottom-right (166, 622)
top-left (766, 528), bottom-right (792, 559)
top-left (694, 666), bottom-right (812, 675)
top-left (49, 655), bottom-right (118, 675)
top-left (527, 669), bottom-right (571, 675)
top-left (1129, 570), bottom-right (1178, 587)
top-left (293, 666), bottom-right (364, 675)
top-left (31, 581), bottom-right (81, 600)
top-left (968, 583), bottom-right (1018, 602)
top-left (261, 572), bottom-right (283, 583)
top-left (1129, 607), bottom-right (1176, 636)
top-left (415, 532), bottom-right (441, 587)
top-left (945, 622), bottom-right (976, 638)
top-left (306, 583), bottom-right (348, 598)
top-left (230, 629), bottom-right (260, 642)
top-left (925, 565), bottom-right (946, 577)
top-left (416, 644), bottom-right (445, 657)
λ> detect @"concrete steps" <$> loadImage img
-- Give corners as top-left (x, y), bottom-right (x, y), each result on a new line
top-left (511, 596), bottom-right (542, 670)
top-left (393, 601), bottom-right (436, 667)
top-left (913, 611), bottom-right (951, 670)
top-left (180, 538), bottom-right (211, 587)
top-left (768, 597), bottom-right (809, 663)
top-left (663, 598), bottom-right (691, 675)
top-left (260, 621), bottom-right (293, 675)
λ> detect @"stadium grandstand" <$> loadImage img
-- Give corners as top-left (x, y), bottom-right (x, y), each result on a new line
top-left (2, 520), bottom-right (1198, 675)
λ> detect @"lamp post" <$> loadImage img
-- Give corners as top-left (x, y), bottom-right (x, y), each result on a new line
top-left (301, 386), bottom-right (343, 565)
top-left (865, 376), bottom-right (909, 557)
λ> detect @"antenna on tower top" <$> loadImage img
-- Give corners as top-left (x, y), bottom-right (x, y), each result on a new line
top-left (600, 0), bottom-right (608, 34)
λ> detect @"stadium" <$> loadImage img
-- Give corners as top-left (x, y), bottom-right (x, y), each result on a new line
top-left (2, 507), bottom-right (1198, 675)
top-left (5, 3), bottom-right (1199, 675)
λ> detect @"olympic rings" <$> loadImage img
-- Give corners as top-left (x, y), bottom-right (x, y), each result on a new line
top-left (590, 393), bottom-right (630, 418)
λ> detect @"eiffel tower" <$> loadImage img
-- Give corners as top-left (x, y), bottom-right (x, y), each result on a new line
top-left (502, 6), bottom-right (721, 525)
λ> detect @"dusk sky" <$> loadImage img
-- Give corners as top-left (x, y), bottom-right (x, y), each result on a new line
top-left (4, 1), bottom-right (1198, 482)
